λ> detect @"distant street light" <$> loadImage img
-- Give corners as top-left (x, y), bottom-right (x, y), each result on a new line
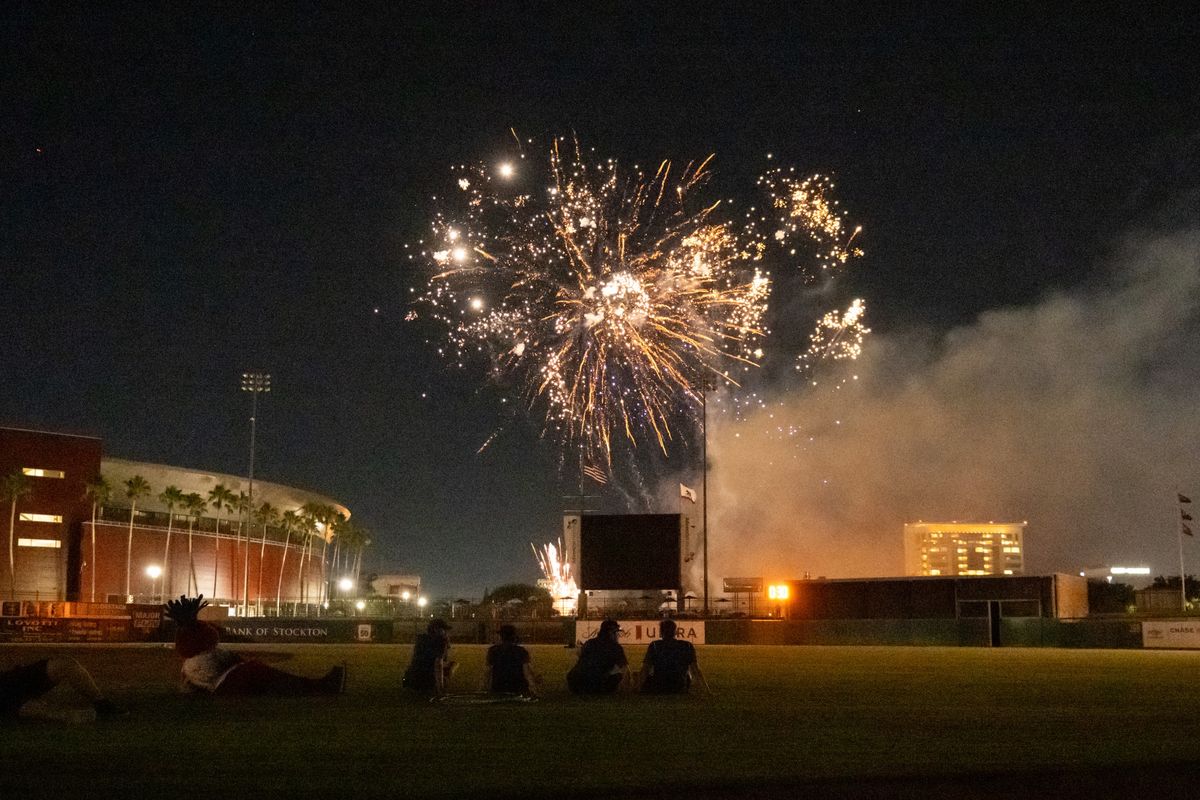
top-left (417, 596), bottom-right (428, 608)
top-left (240, 371), bottom-right (271, 616)
top-left (145, 564), bottom-right (162, 601)
top-left (338, 577), bottom-right (354, 593)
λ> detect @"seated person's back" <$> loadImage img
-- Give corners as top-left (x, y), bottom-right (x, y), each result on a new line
top-left (567, 619), bottom-right (627, 694)
top-left (641, 619), bottom-right (697, 694)
top-left (486, 625), bottom-right (532, 694)
top-left (403, 619), bottom-right (453, 694)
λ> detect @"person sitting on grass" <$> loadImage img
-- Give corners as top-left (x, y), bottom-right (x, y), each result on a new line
top-left (482, 624), bottom-right (541, 697)
top-left (0, 657), bottom-right (123, 723)
top-left (403, 618), bottom-right (456, 697)
top-left (165, 596), bottom-right (345, 696)
top-left (640, 618), bottom-right (709, 694)
top-left (567, 618), bottom-right (628, 695)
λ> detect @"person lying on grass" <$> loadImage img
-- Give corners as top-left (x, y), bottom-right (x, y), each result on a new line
top-left (639, 618), bottom-right (710, 694)
top-left (481, 624), bottom-right (542, 698)
top-left (0, 657), bottom-right (123, 723)
top-left (165, 595), bottom-right (344, 696)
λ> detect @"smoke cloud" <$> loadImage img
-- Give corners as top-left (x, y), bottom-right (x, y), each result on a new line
top-left (705, 231), bottom-right (1200, 585)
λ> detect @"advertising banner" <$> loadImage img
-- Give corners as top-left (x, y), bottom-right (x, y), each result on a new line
top-left (128, 604), bottom-right (164, 640)
top-left (219, 619), bottom-right (394, 644)
top-left (0, 617), bottom-right (130, 643)
top-left (575, 619), bottom-right (705, 646)
top-left (1142, 620), bottom-right (1200, 648)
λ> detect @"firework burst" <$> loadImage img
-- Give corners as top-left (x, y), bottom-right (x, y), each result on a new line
top-left (412, 138), bottom-right (864, 470)
top-left (532, 539), bottom-right (578, 614)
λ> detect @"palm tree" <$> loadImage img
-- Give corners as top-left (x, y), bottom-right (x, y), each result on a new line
top-left (337, 520), bottom-right (371, 586)
top-left (330, 514), bottom-right (349, 579)
top-left (353, 528), bottom-right (371, 585)
top-left (276, 509), bottom-right (299, 615)
top-left (158, 485), bottom-right (184, 599)
top-left (4, 472), bottom-right (33, 601)
top-left (123, 475), bottom-right (151, 600)
top-left (298, 504), bottom-right (322, 612)
top-left (82, 474), bottom-right (111, 602)
top-left (317, 506), bottom-right (343, 606)
top-left (183, 493), bottom-right (206, 595)
top-left (206, 484), bottom-right (235, 599)
top-left (254, 501), bottom-right (278, 615)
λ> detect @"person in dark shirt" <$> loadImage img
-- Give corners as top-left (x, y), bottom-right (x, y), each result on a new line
top-left (403, 618), bottom-right (457, 696)
top-left (0, 657), bottom-right (123, 723)
top-left (483, 624), bottom-right (541, 696)
top-left (640, 618), bottom-right (708, 694)
top-left (567, 618), bottom-right (628, 694)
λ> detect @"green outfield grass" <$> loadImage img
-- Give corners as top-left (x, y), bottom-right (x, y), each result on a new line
top-left (3, 643), bottom-right (1200, 798)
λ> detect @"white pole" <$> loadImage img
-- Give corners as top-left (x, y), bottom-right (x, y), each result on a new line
top-left (1179, 488), bottom-right (1189, 613)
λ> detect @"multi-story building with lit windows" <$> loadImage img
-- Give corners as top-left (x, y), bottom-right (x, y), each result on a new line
top-left (903, 521), bottom-right (1026, 577)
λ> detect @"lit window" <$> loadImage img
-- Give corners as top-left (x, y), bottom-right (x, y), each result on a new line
top-left (22, 468), bottom-right (65, 478)
top-left (1003, 569), bottom-right (1013, 575)
top-left (19, 513), bottom-right (62, 524)
top-left (18, 538), bottom-right (61, 549)
top-left (929, 569), bottom-right (941, 575)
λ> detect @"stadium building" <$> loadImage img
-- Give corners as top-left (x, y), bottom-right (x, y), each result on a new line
top-left (0, 425), bottom-right (348, 608)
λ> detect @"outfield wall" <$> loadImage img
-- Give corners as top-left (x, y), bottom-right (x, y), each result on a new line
top-left (0, 613), bottom-right (1161, 649)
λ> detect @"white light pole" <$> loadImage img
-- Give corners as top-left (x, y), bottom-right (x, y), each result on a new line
top-left (241, 371), bottom-right (271, 617)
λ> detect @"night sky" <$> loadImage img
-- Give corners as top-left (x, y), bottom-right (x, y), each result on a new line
top-left (3, 5), bottom-right (1198, 596)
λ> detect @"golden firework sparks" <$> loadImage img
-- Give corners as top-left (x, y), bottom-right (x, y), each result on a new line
top-left (412, 139), bottom-right (865, 471)
top-left (532, 539), bottom-right (578, 613)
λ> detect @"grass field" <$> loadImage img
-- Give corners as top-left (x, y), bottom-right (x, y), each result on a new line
top-left (4, 643), bottom-right (1200, 798)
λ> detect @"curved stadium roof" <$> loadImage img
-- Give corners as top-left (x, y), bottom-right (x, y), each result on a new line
top-left (101, 457), bottom-right (350, 520)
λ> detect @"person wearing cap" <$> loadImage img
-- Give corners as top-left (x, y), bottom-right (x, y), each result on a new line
top-left (482, 624), bottom-right (541, 697)
top-left (567, 618), bottom-right (628, 694)
top-left (639, 618), bottom-right (708, 694)
top-left (403, 618), bottom-right (457, 696)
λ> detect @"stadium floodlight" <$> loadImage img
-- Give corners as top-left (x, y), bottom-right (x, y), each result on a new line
top-left (240, 371), bottom-right (271, 617)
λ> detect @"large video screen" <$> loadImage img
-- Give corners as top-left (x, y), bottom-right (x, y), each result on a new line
top-left (579, 514), bottom-right (682, 590)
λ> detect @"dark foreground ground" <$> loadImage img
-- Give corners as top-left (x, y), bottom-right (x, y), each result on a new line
top-left (3, 643), bottom-right (1200, 799)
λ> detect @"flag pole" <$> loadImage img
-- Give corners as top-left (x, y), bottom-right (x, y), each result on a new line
top-left (1179, 516), bottom-right (1187, 613)
top-left (702, 382), bottom-right (709, 615)
top-left (1179, 489), bottom-right (1193, 613)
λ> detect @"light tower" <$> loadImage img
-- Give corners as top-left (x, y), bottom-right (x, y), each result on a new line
top-left (240, 371), bottom-right (270, 616)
